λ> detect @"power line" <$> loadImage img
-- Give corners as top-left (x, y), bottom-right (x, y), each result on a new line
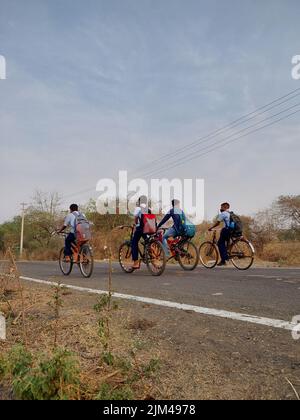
top-left (130, 87), bottom-right (300, 177)
top-left (139, 101), bottom-right (300, 178)
top-left (140, 107), bottom-right (300, 179)
top-left (59, 87), bottom-right (300, 202)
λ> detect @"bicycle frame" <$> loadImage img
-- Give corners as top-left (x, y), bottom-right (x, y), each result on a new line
top-left (209, 229), bottom-right (244, 257)
top-left (59, 233), bottom-right (89, 263)
top-left (123, 225), bottom-right (160, 262)
top-left (157, 228), bottom-right (189, 258)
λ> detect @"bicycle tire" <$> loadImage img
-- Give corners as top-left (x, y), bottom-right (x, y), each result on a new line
top-left (199, 241), bottom-right (219, 269)
top-left (178, 240), bottom-right (199, 271)
top-left (79, 244), bottom-right (94, 278)
top-left (59, 247), bottom-right (73, 276)
top-left (145, 240), bottom-right (166, 276)
top-left (119, 242), bottom-right (135, 274)
top-left (229, 238), bottom-right (255, 270)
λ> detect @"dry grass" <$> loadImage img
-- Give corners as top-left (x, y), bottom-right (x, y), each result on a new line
top-left (260, 241), bottom-right (300, 266)
top-left (0, 273), bottom-right (162, 400)
top-left (1, 276), bottom-right (300, 400)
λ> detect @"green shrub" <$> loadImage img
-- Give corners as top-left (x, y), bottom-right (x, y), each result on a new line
top-left (1, 346), bottom-right (80, 400)
top-left (96, 383), bottom-right (134, 400)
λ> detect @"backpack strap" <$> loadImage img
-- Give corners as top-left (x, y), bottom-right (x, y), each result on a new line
top-left (73, 211), bottom-right (81, 232)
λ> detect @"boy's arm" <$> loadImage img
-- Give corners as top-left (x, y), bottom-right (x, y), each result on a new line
top-left (157, 213), bottom-right (171, 229)
top-left (209, 221), bottom-right (220, 231)
top-left (57, 215), bottom-right (69, 233)
top-left (209, 214), bottom-right (222, 231)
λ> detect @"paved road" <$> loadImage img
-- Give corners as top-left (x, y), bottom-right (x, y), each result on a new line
top-left (17, 261), bottom-right (300, 322)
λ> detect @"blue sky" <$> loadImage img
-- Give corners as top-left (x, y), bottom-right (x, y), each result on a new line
top-left (0, 0), bottom-right (299, 221)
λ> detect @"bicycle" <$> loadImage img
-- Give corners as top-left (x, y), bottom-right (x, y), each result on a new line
top-left (118, 226), bottom-right (166, 276)
top-left (199, 229), bottom-right (255, 270)
top-left (157, 228), bottom-right (199, 271)
top-left (58, 233), bottom-right (94, 278)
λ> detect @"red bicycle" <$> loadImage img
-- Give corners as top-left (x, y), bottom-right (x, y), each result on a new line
top-left (157, 228), bottom-right (199, 271)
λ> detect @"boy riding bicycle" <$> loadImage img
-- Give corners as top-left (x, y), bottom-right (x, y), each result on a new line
top-left (157, 199), bottom-right (186, 258)
top-left (209, 202), bottom-right (235, 266)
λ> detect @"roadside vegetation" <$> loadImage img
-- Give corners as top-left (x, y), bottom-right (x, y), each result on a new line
top-left (1, 250), bottom-right (299, 400)
top-left (0, 191), bottom-right (299, 266)
top-left (0, 251), bottom-right (161, 400)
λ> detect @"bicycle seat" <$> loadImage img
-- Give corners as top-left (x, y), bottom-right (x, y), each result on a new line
top-left (232, 233), bottom-right (243, 239)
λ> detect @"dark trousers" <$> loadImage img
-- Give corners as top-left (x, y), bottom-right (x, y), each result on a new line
top-left (132, 227), bottom-right (143, 261)
top-left (217, 228), bottom-right (231, 263)
top-left (65, 233), bottom-right (76, 257)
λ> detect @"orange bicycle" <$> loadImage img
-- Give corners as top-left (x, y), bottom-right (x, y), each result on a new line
top-left (58, 233), bottom-right (94, 278)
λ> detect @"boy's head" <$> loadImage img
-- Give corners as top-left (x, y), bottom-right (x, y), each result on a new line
top-left (70, 204), bottom-right (79, 212)
top-left (138, 195), bottom-right (148, 207)
top-left (220, 202), bottom-right (230, 212)
top-left (172, 199), bottom-right (180, 208)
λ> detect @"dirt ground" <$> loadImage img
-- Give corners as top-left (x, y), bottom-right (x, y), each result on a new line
top-left (1, 277), bottom-right (299, 400)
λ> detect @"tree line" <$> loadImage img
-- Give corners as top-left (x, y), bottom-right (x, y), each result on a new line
top-left (0, 191), bottom-right (299, 264)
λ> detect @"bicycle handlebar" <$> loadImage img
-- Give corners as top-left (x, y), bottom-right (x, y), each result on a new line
top-left (157, 227), bottom-right (167, 232)
top-left (56, 232), bottom-right (68, 238)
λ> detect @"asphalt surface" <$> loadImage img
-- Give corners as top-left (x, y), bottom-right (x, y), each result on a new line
top-left (17, 261), bottom-right (300, 322)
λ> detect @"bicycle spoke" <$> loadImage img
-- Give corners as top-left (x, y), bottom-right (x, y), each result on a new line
top-left (230, 239), bottom-right (254, 270)
top-left (119, 242), bottom-right (134, 273)
top-left (199, 242), bottom-right (218, 269)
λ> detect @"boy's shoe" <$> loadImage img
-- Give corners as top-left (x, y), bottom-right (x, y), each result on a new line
top-left (217, 261), bottom-right (227, 267)
top-left (132, 261), bottom-right (141, 270)
top-left (64, 256), bottom-right (71, 263)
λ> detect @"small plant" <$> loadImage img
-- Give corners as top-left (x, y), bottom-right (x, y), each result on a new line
top-left (142, 358), bottom-right (161, 378)
top-left (93, 247), bottom-right (118, 365)
top-left (48, 279), bottom-right (65, 349)
top-left (96, 383), bottom-right (134, 400)
top-left (1, 345), bottom-right (80, 400)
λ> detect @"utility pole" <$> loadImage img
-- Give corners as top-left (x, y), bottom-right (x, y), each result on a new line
top-left (20, 203), bottom-right (27, 259)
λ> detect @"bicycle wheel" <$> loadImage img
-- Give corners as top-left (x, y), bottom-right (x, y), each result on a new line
top-left (59, 247), bottom-right (73, 276)
top-left (119, 242), bottom-right (134, 274)
top-left (145, 240), bottom-right (166, 276)
top-left (229, 239), bottom-right (255, 270)
top-left (199, 242), bottom-right (219, 269)
top-left (178, 241), bottom-right (199, 271)
top-left (79, 244), bottom-right (94, 278)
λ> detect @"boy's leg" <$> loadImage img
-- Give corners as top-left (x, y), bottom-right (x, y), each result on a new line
top-left (131, 228), bottom-right (143, 263)
top-left (65, 233), bottom-right (76, 257)
top-left (217, 228), bottom-right (230, 263)
top-left (162, 227), bottom-right (177, 257)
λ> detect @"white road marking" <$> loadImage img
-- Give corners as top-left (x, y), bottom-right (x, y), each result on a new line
top-left (248, 275), bottom-right (284, 279)
top-left (20, 276), bottom-right (297, 332)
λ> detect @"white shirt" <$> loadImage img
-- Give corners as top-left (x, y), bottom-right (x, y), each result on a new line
top-left (217, 211), bottom-right (233, 229)
top-left (134, 204), bottom-right (147, 227)
top-left (64, 211), bottom-right (80, 234)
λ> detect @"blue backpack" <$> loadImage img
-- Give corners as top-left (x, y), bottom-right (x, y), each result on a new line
top-left (179, 213), bottom-right (196, 238)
